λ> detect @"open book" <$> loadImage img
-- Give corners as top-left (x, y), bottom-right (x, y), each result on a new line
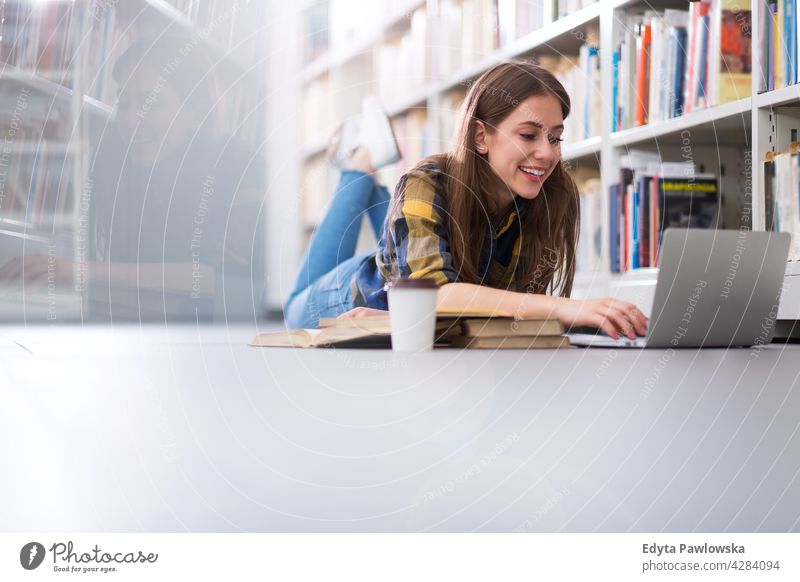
top-left (250, 308), bottom-right (509, 348)
top-left (250, 326), bottom-right (393, 349)
top-left (250, 308), bottom-right (566, 349)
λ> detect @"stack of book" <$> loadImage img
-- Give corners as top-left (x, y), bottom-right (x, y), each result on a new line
top-left (447, 317), bottom-right (568, 349)
top-left (251, 310), bottom-right (569, 349)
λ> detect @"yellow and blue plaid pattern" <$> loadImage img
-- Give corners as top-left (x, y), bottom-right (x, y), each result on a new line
top-left (351, 160), bottom-right (528, 309)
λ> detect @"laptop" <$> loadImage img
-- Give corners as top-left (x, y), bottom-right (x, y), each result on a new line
top-left (568, 229), bottom-right (791, 348)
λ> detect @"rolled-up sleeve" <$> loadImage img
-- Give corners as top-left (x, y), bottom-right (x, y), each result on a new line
top-left (378, 168), bottom-right (459, 286)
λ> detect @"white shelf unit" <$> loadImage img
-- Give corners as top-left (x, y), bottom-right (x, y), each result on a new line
top-left (269, 0), bottom-right (800, 319)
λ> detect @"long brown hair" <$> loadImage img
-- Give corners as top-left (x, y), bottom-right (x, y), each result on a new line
top-left (390, 60), bottom-right (580, 297)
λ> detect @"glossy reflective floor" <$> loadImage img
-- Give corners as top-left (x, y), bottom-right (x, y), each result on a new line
top-left (2, 325), bottom-right (799, 532)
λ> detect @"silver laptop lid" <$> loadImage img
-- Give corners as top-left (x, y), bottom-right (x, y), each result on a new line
top-left (647, 229), bottom-right (790, 348)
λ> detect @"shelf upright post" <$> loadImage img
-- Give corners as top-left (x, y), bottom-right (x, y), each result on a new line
top-left (264, 0), bottom-right (302, 313)
top-left (752, 0), bottom-right (766, 231)
top-left (599, 0), bottom-right (616, 285)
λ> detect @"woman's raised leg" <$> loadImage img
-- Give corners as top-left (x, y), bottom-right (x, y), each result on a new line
top-left (367, 182), bottom-right (391, 241)
top-left (287, 168), bottom-right (375, 303)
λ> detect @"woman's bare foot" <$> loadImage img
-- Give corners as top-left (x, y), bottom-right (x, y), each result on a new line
top-left (341, 147), bottom-right (374, 174)
top-left (325, 123), bottom-right (344, 161)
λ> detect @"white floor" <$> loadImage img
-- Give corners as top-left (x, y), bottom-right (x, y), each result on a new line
top-left (2, 324), bottom-right (800, 532)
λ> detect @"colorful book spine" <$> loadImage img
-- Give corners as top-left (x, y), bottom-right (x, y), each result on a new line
top-left (609, 184), bottom-right (620, 273)
top-left (635, 23), bottom-right (651, 126)
top-left (671, 27), bottom-right (687, 117)
top-left (612, 48), bottom-right (619, 132)
top-left (715, 0), bottom-right (753, 103)
top-left (769, 0), bottom-right (777, 90)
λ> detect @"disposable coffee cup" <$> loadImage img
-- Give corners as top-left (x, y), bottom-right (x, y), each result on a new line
top-left (387, 277), bottom-right (438, 352)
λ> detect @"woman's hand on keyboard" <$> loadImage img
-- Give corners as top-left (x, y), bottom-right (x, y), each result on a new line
top-left (556, 298), bottom-right (648, 340)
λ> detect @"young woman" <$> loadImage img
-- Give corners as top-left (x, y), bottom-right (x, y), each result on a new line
top-left (285, 61), bottom-right (648, 340)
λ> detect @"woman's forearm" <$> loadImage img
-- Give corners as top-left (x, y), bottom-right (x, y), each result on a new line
top-left (437, 281), bottom-right (564, 319)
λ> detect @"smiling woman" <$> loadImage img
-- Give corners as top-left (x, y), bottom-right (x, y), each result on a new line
top-left (284, 61), bottom-right (648, 340)
top-left (426, 63), bottom-right (575, 297)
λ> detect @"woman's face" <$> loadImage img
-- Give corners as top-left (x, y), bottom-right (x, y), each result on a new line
top-left (475, 93), bottom-right (564, 202)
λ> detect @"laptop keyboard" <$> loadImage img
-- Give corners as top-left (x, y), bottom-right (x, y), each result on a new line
top-left (566, 333), bottom-right (648, 348)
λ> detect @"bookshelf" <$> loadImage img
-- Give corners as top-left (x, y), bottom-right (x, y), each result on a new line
top-left (269, 0), bottom-right (800, 321)
top-left (1, 0), bottom-right (267, 322)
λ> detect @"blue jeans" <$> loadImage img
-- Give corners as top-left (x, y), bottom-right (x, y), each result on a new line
top-left (284, 170), bottom-right (390, 328)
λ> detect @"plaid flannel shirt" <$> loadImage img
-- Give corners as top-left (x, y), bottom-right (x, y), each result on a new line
top-left (351, 160), bottom-right (529, 310)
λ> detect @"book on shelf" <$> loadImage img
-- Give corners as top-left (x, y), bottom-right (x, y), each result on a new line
top-left (579, 39), bottom-right (602, 140)
top-left (497, 0), bottom-right (553, 47)
top-left (635, 15), bottom-right (652, 126)
top-left (431, 0), bottom-right (505, 77)
top-left (375, 7), bottom-right (427, 107)
top-left (709, 0), bottom-right (752, 104)
top-left (300, 154), bottom-right (338, 228)
top-left (0, 1), bottom-right (120, 103)
top-left (0, 85), bottom-right (69, 140)
top-left (251, 309), bottom-right (568, 349)
top-left (576, 177), bottom-right (602, 273)
top-left (536, 27), bottom-right (601, 142)
top-left (0, 150), bottom-right (72, 228)
top-left (302, 74), bottom-right (334, 144)
top-left (614, 1), bottom-right (751, 131)
top-left (1, 1), bottom-right (72, 78)
top-left (647, 10), bottom-right (689, 124)
top-left (376, 108), bottom-right (430, 190)
top-left (555, 0), bottom-right (598, 20)
top-left (438, 90), bottom-right (467, 150)
top-left (609, 151), bottom-right (721, 272)
top-left (757, 0), bottom-right (800, 92)
top-left (763, 142), bottom-right (800, 260)
top-left (302, 0), bottom-right (330, 64)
